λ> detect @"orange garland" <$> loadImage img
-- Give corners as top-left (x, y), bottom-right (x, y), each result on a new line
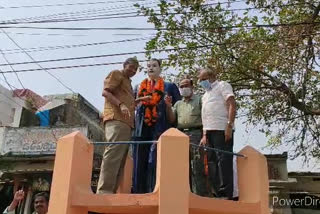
top-left (138, 78), bottom-right (165, 126)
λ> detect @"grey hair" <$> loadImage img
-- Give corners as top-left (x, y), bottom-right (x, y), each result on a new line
top-left (33, 192), bottom-right (49, 203)
top-left (205, 67), bottom-right (217, 77)
top-left (123, 57), bottom-right (139, 68)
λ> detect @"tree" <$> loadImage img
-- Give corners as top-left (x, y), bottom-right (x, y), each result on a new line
top-left (136, 0), bottom-right (320, 160)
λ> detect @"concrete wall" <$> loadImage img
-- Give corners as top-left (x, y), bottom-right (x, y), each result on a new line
top-left (0, 126), bottom-right (88, 155)
top-left (47, 129), bottom-right (270, 214)
top-left (0, 84), bottom-right (24, 127)
top-left (288, 174), bottom-right (320, 194)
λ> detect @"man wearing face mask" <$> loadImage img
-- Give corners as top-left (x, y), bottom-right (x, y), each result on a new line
top-left (198, 67), bottom-right (236, 200)
top-left (97, 57), bottom-right (139, 194)
top-left (166, 78), bottom-right (210, 197)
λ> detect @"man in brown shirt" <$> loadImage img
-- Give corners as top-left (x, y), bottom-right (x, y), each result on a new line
top-left (97, 57), bottom-right (139, 194)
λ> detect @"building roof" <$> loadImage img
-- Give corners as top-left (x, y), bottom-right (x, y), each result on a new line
top-left (13, 89), bottom-right (48, 109)
top-left (265, 152), bottom-right (288, 159)
top-left (43, 93), bottom-right (101, 115)
top-left (288, 171), bottom-right (320, 177)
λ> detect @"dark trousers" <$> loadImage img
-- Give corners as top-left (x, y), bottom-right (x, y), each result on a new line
top-left (132, 125), bottom-right (157, 194)
top-left (132, 142), bottom-right (154, 193)
top-left (206, 130), bottom-right (234, 199)
top-left (184, 129), bottom-right (211, 197)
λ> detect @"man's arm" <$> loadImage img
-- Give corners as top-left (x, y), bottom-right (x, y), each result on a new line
top-left (103, 71), bottom-right (123, 107)
top-left (225, 96), bottom-right (236, 141)
top-left (102, 71), bottom-right (130, 118)
top-left (4, 190), bottom-right (24, 213)
top-left (164, 96), bottom-right (176, 124)
top-left (102, 89), bottom-right (122, 107)
top-left (166, 104), bottom-right (176, 124)
top-left (3, 207), bottom-right (15, 214)
top-left (226, 96), bottom-right (236, 126)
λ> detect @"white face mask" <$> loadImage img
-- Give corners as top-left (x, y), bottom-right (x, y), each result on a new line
top-left (179, 87), bottom-right (192, 97)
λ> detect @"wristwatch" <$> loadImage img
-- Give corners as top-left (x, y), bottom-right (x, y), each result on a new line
top-left (227, 121), bottom-right (234, 128)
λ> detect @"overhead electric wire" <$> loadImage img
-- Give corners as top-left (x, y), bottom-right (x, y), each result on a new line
top-left (0, 31), bottom-right (319, 68)
top-left (1, 20), bottom-right (319, 31)
top-left (0, 0), bottom-right (154, 10)
top-left (0, 29), bottom-right (319, 74)
top-left (4, 0), bottom-right (241, 23)
top-left (0, 37), bottom-right (152, 55)
top-left (0, 45), bottom-right (213, 67)
top-left (0, 58), bottom-right (162, 74)
top-left (1, 29), bottom-right (76, 94)
top-left (0, 48), bottom-right (25, 88)
top-left (1, 0), bottom-right (255, 25)
top-left (3, 1), bottom-right (160, 23)
top-left (0, 69), bottom-right (15, 91)
top-left (0, 68), bottom-right (57, 140)
top-left (0, 31), bottom-right (88, 37)
top-left (0, 76), bottom-right (17, 90)
top-left (0, 1), bottom-right (311, 25)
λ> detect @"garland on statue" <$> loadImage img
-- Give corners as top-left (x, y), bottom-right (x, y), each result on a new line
top-left (138, 78), bottom-right (165, 126)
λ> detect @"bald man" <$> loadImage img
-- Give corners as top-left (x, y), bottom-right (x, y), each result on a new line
top-left (198, 67), bottom-right (236, 200)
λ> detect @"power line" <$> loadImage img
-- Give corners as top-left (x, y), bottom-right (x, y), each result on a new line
top-left (0, 31), bottom-right (319, 67)
top-left (0, 48), bottom-right (25, 88)
top-left (0, 76), bottom-right (18, 90)
top-left (0, 37), bottom-right (152, 55)
top-left (0, 1), bottom-right (311, 25)
top-left (0, 0), bottom-right (149, 10)
top-left (0, 31), bottom-right (88, 37)
top-left (0, 58), bottom-right (167, 74)
top-left (0, 70), bottom-right (14, 91)
top-left (0, 29), bottom-right (25, 89)
top-left (1, 29), bottom-right (76, 94)
top-left (0, 45), bottom-right (211, 67)
top-left (0, 30), bottom-right (319, 74)
top-left (2, 21), bottom-right (319, 31)
top-left (3, 0), bottom-right (239, 23)
top-left (0, 42), bottom-right (312, 74)
top-left (3, 1), bottom-right (160, 23)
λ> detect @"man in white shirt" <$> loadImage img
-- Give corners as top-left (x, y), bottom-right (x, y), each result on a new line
top-left (198, 67), bottom-right (236, 200)
top-left (3, 190), bottom-right (49, 214)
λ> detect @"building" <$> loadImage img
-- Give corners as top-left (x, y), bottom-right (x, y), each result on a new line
top-left (1, 85), bottom-right (319, 214)
top-left (0, 88), bottom-right (104, 213)
top-left (267, 153), bottom-right (320, 214)
top-left (0, 85), bottom-right (25, 127)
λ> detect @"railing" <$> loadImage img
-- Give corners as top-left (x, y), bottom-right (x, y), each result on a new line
top-left (48, 128), bottom-right (270, 214)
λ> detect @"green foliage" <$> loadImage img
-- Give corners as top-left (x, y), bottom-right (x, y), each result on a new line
top-left (136, 0), bottom-right (320, 160)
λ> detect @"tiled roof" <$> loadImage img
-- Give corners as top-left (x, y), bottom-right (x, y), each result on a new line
top-left (13, 89), bottom-right (48, 109)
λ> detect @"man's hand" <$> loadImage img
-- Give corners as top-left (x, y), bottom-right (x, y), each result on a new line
top-left (200, 135), bottom-right (207, 146)
top-left (225, 126), bottom-right (232, 142)
top-left (164, 95), bottom-right (172, 107)
top-left (135, 96), bottom-right (152, 103)
top-left (13, 190), bottom-right (24, 202)
top-left (120, 103), bottom-right (131, 119)
top-left (8, 190), bottom-right (25, 211)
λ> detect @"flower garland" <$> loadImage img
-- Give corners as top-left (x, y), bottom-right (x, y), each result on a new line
top-left (138, 78), bottom-right (165, 126)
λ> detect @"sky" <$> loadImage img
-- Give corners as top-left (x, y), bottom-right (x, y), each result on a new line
top-left (0, 0), bottom-right (318, 172)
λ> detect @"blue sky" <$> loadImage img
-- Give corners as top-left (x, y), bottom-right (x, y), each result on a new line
top-left (0, 0), bottom-right (318, 172)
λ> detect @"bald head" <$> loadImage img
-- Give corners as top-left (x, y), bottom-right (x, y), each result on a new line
top-left (197, 67), bottom-right (217, 82)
